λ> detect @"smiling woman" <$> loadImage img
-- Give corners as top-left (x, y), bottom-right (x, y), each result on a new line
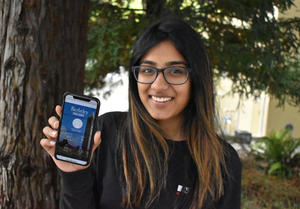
top-left (41, 17), bottom-right (242, 209)
top-left (136, 41), bottom-right (191, 135)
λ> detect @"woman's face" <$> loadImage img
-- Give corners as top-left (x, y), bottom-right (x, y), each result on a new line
top-left (137, 40), bottom-right (191, 123)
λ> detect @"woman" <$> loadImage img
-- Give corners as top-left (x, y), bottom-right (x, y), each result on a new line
top-left (41, 17), bottom-right (241, 209)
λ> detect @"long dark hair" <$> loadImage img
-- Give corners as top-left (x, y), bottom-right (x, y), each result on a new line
top-left (117, 17), bottom-right (227, 209)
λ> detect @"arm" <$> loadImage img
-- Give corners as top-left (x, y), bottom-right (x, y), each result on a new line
top-left (57, 111), bottom-right (107, 209)
top-left (40, 105), bottom-right (102, 209)
top-left (59, 166), bottom-right (97, 209)
top-left (216, 143), bottom-right (242, 209)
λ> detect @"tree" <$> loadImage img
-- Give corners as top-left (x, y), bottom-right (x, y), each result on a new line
top-left (0, 0), bottom-right (89, 208)
top-left (86, 0), bottom-right (300, 106)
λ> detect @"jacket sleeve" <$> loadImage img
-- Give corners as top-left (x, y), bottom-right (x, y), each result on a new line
top-left (215, 143), bottom-right (242, 209)
top-left (58, 115), bottom-right (105, 209)
top-left (58, 166), bottom-right (98, 209)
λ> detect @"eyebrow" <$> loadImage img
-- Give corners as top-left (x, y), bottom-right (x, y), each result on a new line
top-left (140, 60), bottom-right (187, 66)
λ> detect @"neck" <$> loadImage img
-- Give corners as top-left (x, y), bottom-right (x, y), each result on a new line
top-left (158, 117), bottom-right (185, 141)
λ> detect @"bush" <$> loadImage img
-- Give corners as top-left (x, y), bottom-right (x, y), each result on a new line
top-left (251, 128), bottom-right (300, 177)
top-left (242, 158), bottom-right (300, 209)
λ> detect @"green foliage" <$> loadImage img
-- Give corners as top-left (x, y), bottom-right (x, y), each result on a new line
top-left (86, 0), bottom-right (300, 106)
top-left (86, 1), bottom-right (147, 90)
top-left (251, 128), bottom-right (300, 177)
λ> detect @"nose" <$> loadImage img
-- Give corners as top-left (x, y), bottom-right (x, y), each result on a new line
top-left (151, 72), bottom-right (169, 90)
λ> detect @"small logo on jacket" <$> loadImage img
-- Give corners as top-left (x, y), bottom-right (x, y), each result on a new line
top-left (176, 185), bottom-right (190, 196)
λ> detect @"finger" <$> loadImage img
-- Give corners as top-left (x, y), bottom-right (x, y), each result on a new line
top-left (43, 126), bottom-right (58, 139)
top-left (55, 105), bottom-right (62, 118)
top-left (40, 138), bottom-right (56, 156)
top-left (48, 116), bottom-right (60, 129)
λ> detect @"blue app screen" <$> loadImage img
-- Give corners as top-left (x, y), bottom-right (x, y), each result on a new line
top-left (56, 95), bottom-right (98, 164)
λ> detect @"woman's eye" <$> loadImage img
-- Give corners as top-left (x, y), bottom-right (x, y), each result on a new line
top-left (170, 67), bottom-right (185, 75)
top-left (140, 67), bottom-right (155, 74)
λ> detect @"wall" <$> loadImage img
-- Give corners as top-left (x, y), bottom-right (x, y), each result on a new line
top-left (266, 98), bottom-right (300, 137)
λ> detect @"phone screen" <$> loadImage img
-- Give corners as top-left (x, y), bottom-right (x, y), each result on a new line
top-left (55, 94), bottom-right (99, 165)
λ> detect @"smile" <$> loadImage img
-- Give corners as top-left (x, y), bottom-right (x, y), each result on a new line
top-left (151, 96), bottom-right (172, 102)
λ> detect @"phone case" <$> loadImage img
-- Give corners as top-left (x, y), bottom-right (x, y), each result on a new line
top-left (54, 92), bottom-right (100, 165)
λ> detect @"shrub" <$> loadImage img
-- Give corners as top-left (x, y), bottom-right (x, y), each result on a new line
top-left (242, 158), bottom-right (300, 209)
top-left (251, 128), bottom-right (300, 177)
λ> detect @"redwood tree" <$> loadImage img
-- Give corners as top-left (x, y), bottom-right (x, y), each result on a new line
top-left (0, 0), bottom-right (89, 208)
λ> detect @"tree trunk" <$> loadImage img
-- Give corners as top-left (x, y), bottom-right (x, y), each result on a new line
top-left (0, 0), bottom-right (89, 208)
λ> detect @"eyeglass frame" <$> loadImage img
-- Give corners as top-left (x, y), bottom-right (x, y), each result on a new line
top-left (132, 65), bottom-right (191, 85)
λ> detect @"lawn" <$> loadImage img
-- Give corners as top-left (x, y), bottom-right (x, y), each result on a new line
top-left (241, 157), bottom-right (300, 209)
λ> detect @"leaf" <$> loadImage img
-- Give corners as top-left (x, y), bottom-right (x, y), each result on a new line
top-left (268, 162), bottom-right (282, 175)
top-left (86, 0), bottom-right (300, 106)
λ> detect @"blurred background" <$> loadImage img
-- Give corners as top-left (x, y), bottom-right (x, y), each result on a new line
top-left (1, 0), bottom-right (299, 208)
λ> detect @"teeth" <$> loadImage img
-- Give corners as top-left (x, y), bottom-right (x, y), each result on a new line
top-left (152, 96), bottom-right (172, 102)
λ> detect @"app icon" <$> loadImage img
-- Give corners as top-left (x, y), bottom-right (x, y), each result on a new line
top-left (72, 118), bottom-right (83, 129)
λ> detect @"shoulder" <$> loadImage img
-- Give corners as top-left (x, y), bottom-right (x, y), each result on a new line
top-left (219, 137), bottom-right (242, 182)
top-left (95, 111), bottom-right (128, 149)
top-left (96, 111), bottom-right (128, 130)
top-left (98, 111), bottom-right (128, 122)
top-left (213, 138), bottom-right (242, 209)
top-left (92, 112), bottom-right (128, 178)
top-left (220, 137), bottom-right (242, 167)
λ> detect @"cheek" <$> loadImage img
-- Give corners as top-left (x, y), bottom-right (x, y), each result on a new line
top-left (182, 90), bottom-right (190, 107)
top-left (137, 84), bottom-right (148, 102)
top-left (180, 82), bottom-right (191, 107)
top-left (137, 83), bottom-right (143, 97)
top-left (181, 81), bottom-right (191, 97)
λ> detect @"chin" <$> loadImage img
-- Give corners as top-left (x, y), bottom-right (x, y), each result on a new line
top-left (148, 112), bottom-right (165, 120)
top-left (149, 112), bottom-right (174, 121)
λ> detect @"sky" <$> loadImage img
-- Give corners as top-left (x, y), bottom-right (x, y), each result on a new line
top-left (92, 67), bottom-right (129, 115)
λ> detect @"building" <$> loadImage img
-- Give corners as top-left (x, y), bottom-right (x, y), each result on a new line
top-left (217, 0), bottom-right (300, 138)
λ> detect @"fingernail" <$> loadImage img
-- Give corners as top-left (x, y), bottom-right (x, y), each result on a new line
top-left (51, 130), bottom-right (57, 136)
top-left (50, 140), bottom-right (56, 145)
top-left (54, 121), bottom-right (59, 128)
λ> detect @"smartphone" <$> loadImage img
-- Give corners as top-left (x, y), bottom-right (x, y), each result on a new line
top-left (54, 92), bottom-right (100, 165)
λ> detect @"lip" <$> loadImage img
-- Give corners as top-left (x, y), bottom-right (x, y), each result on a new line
top-left (150, 95), bottom-right (173, 104)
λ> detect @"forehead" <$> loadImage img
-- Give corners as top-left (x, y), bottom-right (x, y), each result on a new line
top-left (141, 40), bottom-right (186, 65)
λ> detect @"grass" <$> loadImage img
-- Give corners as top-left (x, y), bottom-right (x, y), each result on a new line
top-left (241, 157), bottom-right (300, 209)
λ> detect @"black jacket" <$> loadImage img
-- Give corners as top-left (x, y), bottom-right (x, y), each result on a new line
top-left (59, 112), bottom-right (242, 209)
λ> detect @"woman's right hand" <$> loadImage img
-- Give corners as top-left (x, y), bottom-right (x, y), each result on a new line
top-left (40, 105), bottom-right (101, 173)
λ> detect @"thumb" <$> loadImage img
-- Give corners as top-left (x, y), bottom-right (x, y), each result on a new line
top-left (89, 131), bottom-right (101, 166)
top-left (92, 131), bottom-right (101, 152)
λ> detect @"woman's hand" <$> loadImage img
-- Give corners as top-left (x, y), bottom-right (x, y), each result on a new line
top-left (40, 105), bottom-right (101, 172)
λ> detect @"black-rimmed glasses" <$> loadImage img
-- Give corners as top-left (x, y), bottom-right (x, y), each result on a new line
top-left (132, 65), bottom-right (190, 85)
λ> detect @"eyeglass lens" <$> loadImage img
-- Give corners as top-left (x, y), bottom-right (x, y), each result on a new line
top-left (133, 66), bottom-right (189, 85)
